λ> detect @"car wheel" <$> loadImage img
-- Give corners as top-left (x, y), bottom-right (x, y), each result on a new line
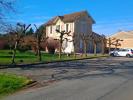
top-left (126, 54), bottom-right (131, 58)
top-left (110, 53), bottom-right (114, 57)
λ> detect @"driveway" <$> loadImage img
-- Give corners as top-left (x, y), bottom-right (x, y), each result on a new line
top-left (1, 57), bottom-right (133, 100)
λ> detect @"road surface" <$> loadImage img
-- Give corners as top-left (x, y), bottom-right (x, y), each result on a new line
top-left (2, 57), bottom-right (133, 100)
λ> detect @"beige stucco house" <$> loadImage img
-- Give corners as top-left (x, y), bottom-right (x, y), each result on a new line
top-left (108, 31), bottom-right (133, 49)
top-left (45, 11), bottom-right (103, 53)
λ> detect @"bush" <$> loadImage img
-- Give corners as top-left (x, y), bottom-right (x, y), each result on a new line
top-left (18, 45), bottom-right (31, 53)
top-left (8, 51), bottom-right (13, 55)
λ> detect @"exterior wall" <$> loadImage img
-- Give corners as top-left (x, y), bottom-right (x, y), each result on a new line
top-left (107, 39), bottom-right (133, 49)
top-left (120, 39), bottom-right (133, 49)
top-left (46, 19), bottom-right (75, 53)
top-left (108, 31), bottom-right (133, 49)
top-left (45, 15), bottom-right (102, 54)
top-left (96, 42), bottom-right (102, 53)
top-left (74, 15), bottom-right (93, 53)
top-left (74, 15), bottom-right (93, 35)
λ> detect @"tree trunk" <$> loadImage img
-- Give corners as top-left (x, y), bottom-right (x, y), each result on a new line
top-left (84, 40), bottom-right (87, 57)
top-left (108, 38), bottom-right (111, 54)
top-left (101, 40), bottom-right (105, 55)
top-left (109, 44), bottom-right (111, 54)
top-left (73, 42), bottom-right (76, 59)
top-left (59, 40), bottom-right (62, 60)
top-left (115, 41), bottom-right (118, 50)
top-left (115, 45), bottom-right (117, 50)
top-left (37, 46), bottom-right (42, 62)
top-left (37, 39), bottom-right (42, 62)
top-left (12, 41), bottom-right (18, 64)
top-left (93, 40), bottom-right (97, 56)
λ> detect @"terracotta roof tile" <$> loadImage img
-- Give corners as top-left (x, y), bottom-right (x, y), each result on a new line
top-left (45, 11), bottom-right (95, 26)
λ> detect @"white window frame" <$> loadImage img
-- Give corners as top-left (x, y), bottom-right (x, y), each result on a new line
top-left (56, 25), bottom-right (60, 31)
top-left (66, 24), bottom-right (69, 32)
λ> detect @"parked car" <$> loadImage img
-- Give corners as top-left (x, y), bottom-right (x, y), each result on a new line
top-left (109, 49), bottom-right (133, 57)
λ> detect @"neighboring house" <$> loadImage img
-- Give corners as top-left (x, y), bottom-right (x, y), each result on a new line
top-left (108, 31), bottom-right (133, 49)
top-left (44, 11), bottom-right (103, 53)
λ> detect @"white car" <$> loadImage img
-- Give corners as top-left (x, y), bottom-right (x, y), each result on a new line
top-left (109, 49), bottom-right (133, 57)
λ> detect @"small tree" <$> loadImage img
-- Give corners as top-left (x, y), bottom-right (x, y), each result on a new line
top-left (80, 33), bottom-right (92, 57)
top-left (101, 35), bottom-right (106, 55)
top-left (10, 23), bottom-right (31, 64)
top-left (112, 39), bottom-right (123, 50)
top-left (107, 38), bottom-right (118, 53)
top-left (70, 33), bottom-right (78, 58)
top-left (91, 33), bottom-right (101, 56)
top-left (93, 40), bottom-right (97, 56)
top-left (55, 30), bottom-right (71, 59)
top-left (7, 32), bottom-right (15, 50)
top-left (33, 24), bottom-right (47, 62)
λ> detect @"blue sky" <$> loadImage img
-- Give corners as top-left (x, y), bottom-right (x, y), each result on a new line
top-left (9, 0), bottom-right (133, 36)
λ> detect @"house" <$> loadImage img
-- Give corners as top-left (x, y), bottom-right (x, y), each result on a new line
top-left (44, 11), bottom-right (104, 53)
top-left (108, 31), bottom-right (133, 49)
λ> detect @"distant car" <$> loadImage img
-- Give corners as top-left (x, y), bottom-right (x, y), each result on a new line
top-left (109, 49), bottom-right (133, 57)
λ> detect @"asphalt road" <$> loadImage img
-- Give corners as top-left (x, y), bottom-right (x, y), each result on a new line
top-left (2, 57), bottom-right (133, 100)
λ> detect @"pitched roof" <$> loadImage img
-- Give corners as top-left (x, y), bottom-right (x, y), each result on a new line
top-left (45, 11), bottom-right (95, 26)
top-left (111, 31), bottom-right (133, 39)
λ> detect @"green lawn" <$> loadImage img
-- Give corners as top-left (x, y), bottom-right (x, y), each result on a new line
top-left (0, 50), bottom-right (108, 64)
top-left (0, 73), bottom-right (31, 98)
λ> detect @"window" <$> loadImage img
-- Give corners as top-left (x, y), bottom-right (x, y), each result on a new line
top-left (66, 24), bottom-right (69, 32)
top-left (56, 25), bottom-right (60, 31)
top-left (50, 26), bottom-right (52, 34)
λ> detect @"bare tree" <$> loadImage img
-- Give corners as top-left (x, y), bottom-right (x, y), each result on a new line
top-left (107, 38), bottom-right (119, 53)
top-left (80, 33), bottom-right (93, 57)
top-left (81, 34), bottom-right (87, 57)
top-left (91, 33), bottom-right (101, 56)
top-left (100, 35), bottom-right (106, 55)
top-left (65, 33), bottom-right (78, 59)
top-left (92, 39), bottom-right (97, 56)
top-left (112, 39), bottom-right (123, 50)
top-left (33, 24), bottom-right (48, 62)
top-left (70, 33), bottom-right (78, 58)
top-left (55, 30), bottom-right (71, 59)
top-left (107, 38), bottom-right (112, 53)
top-left (9, 23), bottom-right (31, 64)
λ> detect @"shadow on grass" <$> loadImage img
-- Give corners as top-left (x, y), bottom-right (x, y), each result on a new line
top-left (0, 56), bottom-right (36, 58)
